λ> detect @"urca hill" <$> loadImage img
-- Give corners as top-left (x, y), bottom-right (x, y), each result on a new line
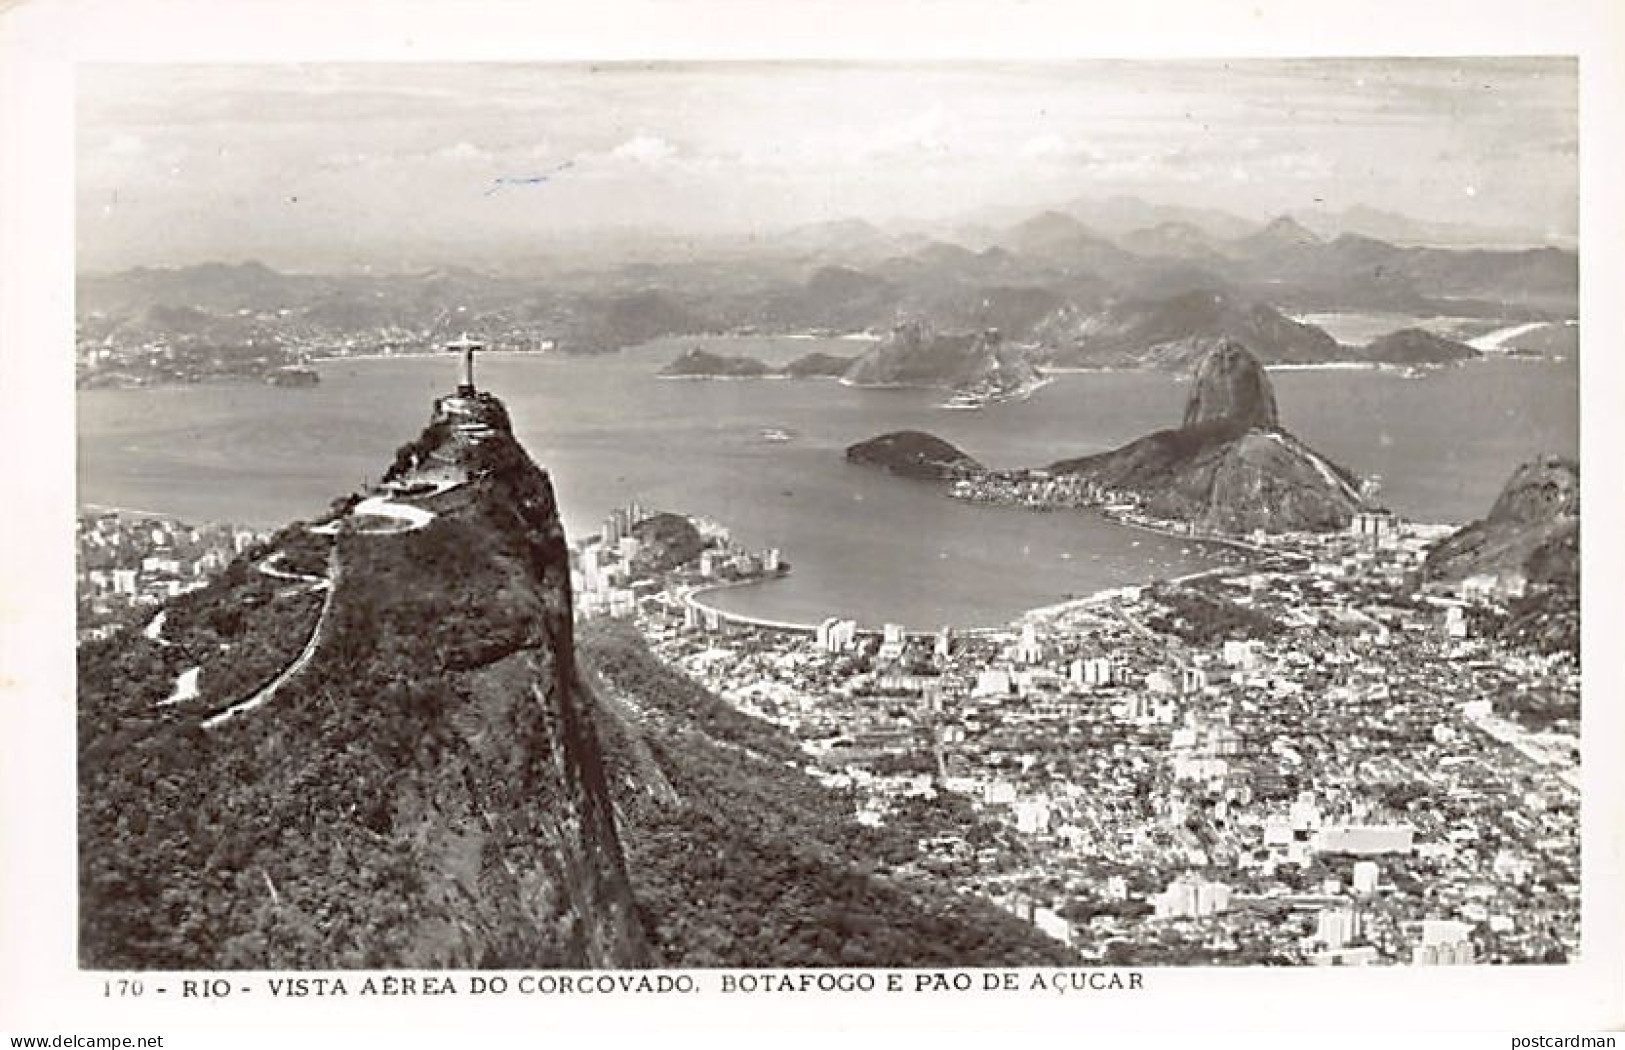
top-left (1050, 339), bottom-right (1364, 533)
top-left (848, 338), bottom-right (1365, 534)
top-left (77, 377), bottom-right (1074, 969)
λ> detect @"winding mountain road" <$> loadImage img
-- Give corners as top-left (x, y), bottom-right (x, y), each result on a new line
top-left (202, 547), bottom-right (340, 731)
top-left (198, 477), bottom-right (467, 728)
top-left (142, 609), bottom-right (171, 646)
top-left (308, 479), bottom-right (462, 537)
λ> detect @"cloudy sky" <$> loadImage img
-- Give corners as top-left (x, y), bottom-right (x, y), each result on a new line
top-left (77, 59), bottom-right (1577, 270)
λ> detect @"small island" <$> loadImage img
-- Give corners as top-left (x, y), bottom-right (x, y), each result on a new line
top-left (267, 365), bottom-right (321, 388)
top-left (659, 348), bottom-right (773, 378)
top-left (844, 430), bottom-right (983, 480)
top-left (658, 347), bottom-right (856, 380)
top-left (1360, 327), bottom-right (1480, 365)
top-left (780, 351), bottom-right (856, 378)
top-left (841, 322), bottom-right (1047, 406)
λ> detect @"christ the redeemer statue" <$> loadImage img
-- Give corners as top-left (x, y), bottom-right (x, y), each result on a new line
top-left (445, 335), bottom-right (484, 395)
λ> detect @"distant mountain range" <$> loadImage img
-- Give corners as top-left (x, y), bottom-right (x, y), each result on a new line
top-left (1050, 194), bottom-right (1570, 252)
top-left (77, 203), bottom-right (1577, 384)
top-left (1295, 203), bottom-right (1572, 252)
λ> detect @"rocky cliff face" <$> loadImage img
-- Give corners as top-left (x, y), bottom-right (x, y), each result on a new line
top-left (1194, 429), bottom-right (1363, 533)
top-left (1182, 337), bottom-right (1279, 429)
top-left (1052, 341), bottom-right (1362, 532)
top-left (1425, 455), bottom-right (1580, 584)
top-left (80, 389), bottom-right (1077, 970)
top-left (78, 395), bottom-right (650, 969)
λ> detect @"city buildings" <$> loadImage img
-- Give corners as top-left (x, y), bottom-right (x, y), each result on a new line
top-left (77, 512), bottom-right (271, 641)
top-left (82, 489), bottom-right (1580, 967)
top-left (629, 511), bottom-right (1580, 965)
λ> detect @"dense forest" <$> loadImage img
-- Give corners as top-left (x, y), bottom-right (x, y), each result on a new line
top-left (1468, 582), bottom-right (1580, 664)
top-left (1143, 584), bottom-right (1284, 645)
top-left (79, 421), bottom-right (1073, 969)
top-left (79, 445), bottom-right (647, 969)
top-left (579, 622), bottom-right (1077, 967)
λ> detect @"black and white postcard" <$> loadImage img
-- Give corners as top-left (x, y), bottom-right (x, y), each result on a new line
top-left (2, 0), bottom-right (1622, 1041)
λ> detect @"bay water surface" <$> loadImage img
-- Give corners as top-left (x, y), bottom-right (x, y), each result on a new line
top-left (78, 336), bottom-right (1577, 628)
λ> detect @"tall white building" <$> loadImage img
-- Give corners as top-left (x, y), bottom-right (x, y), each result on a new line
top-left (815, 617), bottom-right (857, 653)
top-left (1222, 639), bottom-right (1261, 670)
top-left (1014, 623), bottom-right (1042, 664)
top-left (1413, 920), bottom-right (1476, 965)
top-left (1014, 797), bottom-right (1051, 835)
top-left (1070, 656), bottom-right (1115, 688)
top-left (1153, 876), bottom-right (1231, 920)
top-left (1350, 507), bottom-right (1398, 543)
top-left (1314, 907), bottom-right (1361, 950)
top-left (974, 668), bottom-right (1013, 698)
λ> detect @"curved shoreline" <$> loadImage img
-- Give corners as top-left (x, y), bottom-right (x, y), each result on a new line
top-left (682, 576), bottom-right (817, 634)
top-left (676, 504), bottom-right (1245, 636)
top-left (682, 575), bottom-right (1011, 638)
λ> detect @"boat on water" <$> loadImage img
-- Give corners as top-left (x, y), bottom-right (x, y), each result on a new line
top-left (942, 390), bottom-right (987, 410)
top-left (267, 365), bottom-right (320, 388)
top-left (759, 426), bottom-right (797, 443)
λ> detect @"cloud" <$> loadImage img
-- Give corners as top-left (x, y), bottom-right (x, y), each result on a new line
top-left (75, 60), bottom-right (1578, 267)
top-left (1018, 134), bottom-right (1115, 168)
top-left (434, 141), bottom-right (493, 162)
top-left (1019, 134), bottom-right (1071, 159)
top-left (843, 107), bottom-right (957, 162)
top-left (608, 134), bottom-right (677, 165)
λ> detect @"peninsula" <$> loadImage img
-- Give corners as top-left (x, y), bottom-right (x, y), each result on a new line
top-left (848, 338), bottom-right (1366, 535)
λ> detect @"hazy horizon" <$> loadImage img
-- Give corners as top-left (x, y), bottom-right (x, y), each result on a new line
top-left (78, 58), bottom-right (1577, 272)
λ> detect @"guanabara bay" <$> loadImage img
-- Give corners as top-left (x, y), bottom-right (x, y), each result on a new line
top-left (72, 58), bottom-right (1582, 975)
top-left (77, 358), bottom-right (1075, 969)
